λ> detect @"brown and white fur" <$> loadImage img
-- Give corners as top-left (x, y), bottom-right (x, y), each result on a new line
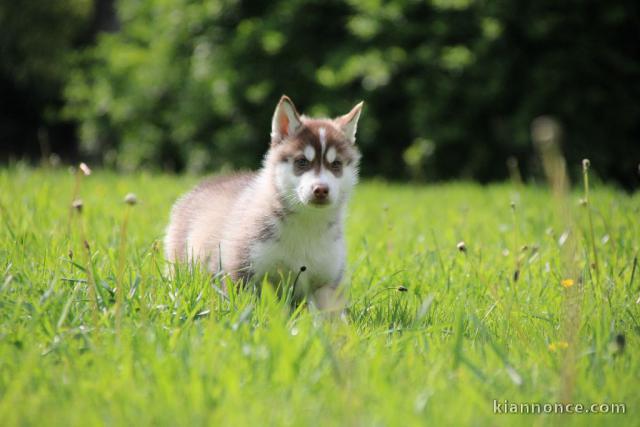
top-left (164, 96), bottom-right (363, 310)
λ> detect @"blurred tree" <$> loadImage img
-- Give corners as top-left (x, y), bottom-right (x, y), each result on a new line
top-left (0, 0), bottom-right (115, 163)
top-left (6, 0), bottom-right (640, 187)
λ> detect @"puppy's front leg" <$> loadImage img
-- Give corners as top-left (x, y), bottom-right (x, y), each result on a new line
top-left (312, 285), bottom-right (346, 313)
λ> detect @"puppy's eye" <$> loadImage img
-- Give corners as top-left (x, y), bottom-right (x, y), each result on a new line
top-left (294, 158), bottom-right (310, 169)
top-left (330, 160), bottom-right (342, 171)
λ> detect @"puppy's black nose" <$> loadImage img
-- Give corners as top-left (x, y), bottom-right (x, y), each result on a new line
top-left (312, 184), bottom-right (329, 199)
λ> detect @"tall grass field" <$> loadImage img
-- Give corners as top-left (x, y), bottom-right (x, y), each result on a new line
top-left (1, 166), bottom-right (638, 426)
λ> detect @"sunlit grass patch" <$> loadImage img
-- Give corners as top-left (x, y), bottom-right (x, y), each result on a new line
top-left (0, 166), bottom-right (638, 426)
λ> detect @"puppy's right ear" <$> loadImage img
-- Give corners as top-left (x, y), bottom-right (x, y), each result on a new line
top-left (271, 95), bottom-right (302, 143)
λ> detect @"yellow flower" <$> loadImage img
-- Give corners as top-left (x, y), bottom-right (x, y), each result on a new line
top-left (548, 341), bottom-right (569, 352)
top-left (561, 278), bottom-right (574, 288)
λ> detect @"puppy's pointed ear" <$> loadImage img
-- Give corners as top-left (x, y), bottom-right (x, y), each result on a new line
top-left (271, 95), bottom-right (302, 143)
top-left (336, 101), bottom-right (364, 143)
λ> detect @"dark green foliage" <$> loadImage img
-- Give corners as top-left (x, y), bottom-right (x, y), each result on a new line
top-left (6, 0), bottom-right (640, 186)
top-left (0, 0), bottom-right (92, 160)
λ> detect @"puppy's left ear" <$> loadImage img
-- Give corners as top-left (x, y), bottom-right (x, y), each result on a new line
top-left (336, 101), bottom-right (364, 143)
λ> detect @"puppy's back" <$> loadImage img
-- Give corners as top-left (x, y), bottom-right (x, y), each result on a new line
top-left (164, 172), bottom-right (256, 265)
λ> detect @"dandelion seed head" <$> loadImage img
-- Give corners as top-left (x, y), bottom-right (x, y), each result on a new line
top-left (531, 116), bottom-right (560, 145)
top-left (124, 193), bottom-right (138, 205)
top-left (582, 158), bottom-right (590, 171)
top-left (558, 230), bottom-right (569, 246)
top-left (456, 241), bottom-right (467, 252)
top-left (72, 199), bottom-right (83, 212)
top-left (79, 162), bottom-right (92, 176)
top-left (48, 154), bottom-right (61, 167)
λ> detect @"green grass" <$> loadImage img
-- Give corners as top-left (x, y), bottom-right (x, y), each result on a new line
top-left (1, 166), bottom-right (638, 426)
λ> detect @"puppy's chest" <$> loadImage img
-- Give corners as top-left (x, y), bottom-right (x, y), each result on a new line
top-left (248, 218), bottom-right (344, 289)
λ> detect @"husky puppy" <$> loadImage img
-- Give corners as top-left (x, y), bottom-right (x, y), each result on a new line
top-left (164, 96), bottom-right (363, 310)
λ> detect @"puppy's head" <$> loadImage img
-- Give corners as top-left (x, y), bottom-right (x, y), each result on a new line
top-left (267, 95), bottom-right (362, 210)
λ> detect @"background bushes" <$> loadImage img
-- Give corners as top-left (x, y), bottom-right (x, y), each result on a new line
top-left (2, 0), bottom-right (639, 187)
top-left (0, 0), bottom-right (91, 162)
